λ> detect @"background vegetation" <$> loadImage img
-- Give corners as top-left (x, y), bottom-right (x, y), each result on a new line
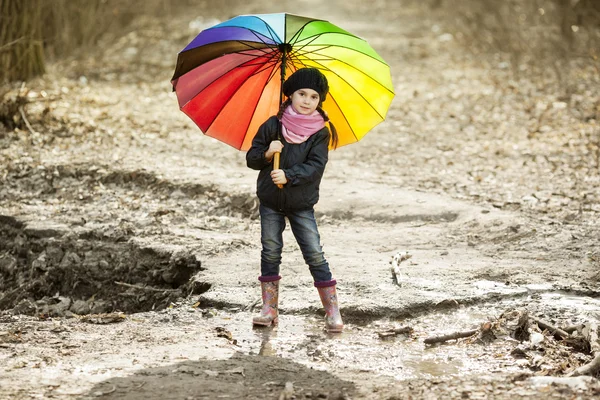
top-left (431, 0), bottom-right (600, 82)
top-left (1, 0), bottom-right (599, 83)
top-left (0, 0), bottom-right (198, 82)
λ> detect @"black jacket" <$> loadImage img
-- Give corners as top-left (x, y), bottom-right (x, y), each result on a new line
top-left (246, 116), bottom-right (329, 211)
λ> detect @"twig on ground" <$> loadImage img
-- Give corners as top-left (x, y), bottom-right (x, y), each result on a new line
top-left (424, 329), bottom-right (479, 345)
top-left (79, 312), bottom-right (126, 324)
top-left (390, 251), bottom-right (411, 286)
top-left (531, 316), bottom-right (570, 340)
top-left (18, 105), bottom-right (36, 135)
top-left (93, 385), bottom-right (116, 396)
top-left (114, 281), bottom-right (179, 293)
top-left (564, 324), bottom-right (584, 334)
top-left (569, 322), bottom-right (600, 377)
top-left (377, 326), bottom-right (413, 339)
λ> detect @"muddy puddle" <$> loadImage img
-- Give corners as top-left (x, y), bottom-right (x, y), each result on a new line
top-left (2, 279), bottom-right (600, 398)
top-left (211, 289), bottom-right (600, 380)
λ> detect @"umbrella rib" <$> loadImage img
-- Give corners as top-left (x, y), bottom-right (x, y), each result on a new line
top-left (291, 34), bottom-right (392, 74)
top-left (239, 61), bottom-right (280, 145)
top-left (307, 57), bottom-right (388, 121)
top-left (284, 58), bottom-right (301, 76)
top-left (234, 38), bottom-right (277, 55)
top-left (327, 90), bottom-right (360, 145)
top-left (183, 26), bottom-right (278, 55)
top-left (286, 19), bottom-right (327, 44)
top-left (248, 57), bottom-right (281, 78)
top-left (293, 29), bottom-right (365, 45)
top-left (253, 50), bottom-right (285, 83)
top-left (285, 50), bottom-right (306, 69)
top-left (289, 45), bottom-right (393, 97)
top-left (264, 61), bottom-right (287, 92)
top-left (228, 20), bottom-right (280, 47)
top-left (283, 54), bottom-right (308, 79)
top-left (178, 46), bottom-right (278, 108)
top-left (290, 44), bottom-right (394, 96)
top-left (299, 50), bottom-right (395, 96)
top-left (239, 49), bottom-right (280, 69)
top-left (290, 45), bottom-right (334, 60)
top-left (237, 49), bottom-right (272, 57)
top-left (262, 20), bottom-right (283, 44)
top-left (289, 33), bottom-right (324, 57)
top-left (294, 34), bottom-right (390, 67)
top-left (288, 22), bottom-right (373, 55)
top-left (202, 62), bottom-right (267, 136)
top-left (245, 15), bottom-right (283, 43)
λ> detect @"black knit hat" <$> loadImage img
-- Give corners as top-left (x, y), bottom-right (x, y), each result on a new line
top-left (282, 68), bottom-right (329, 103)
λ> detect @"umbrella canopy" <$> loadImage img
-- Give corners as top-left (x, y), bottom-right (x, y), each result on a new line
top-left (171, 13), bottom-right (394, 150)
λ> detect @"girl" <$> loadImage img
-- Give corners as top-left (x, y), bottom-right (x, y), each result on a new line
top-left (246, 68), bottom-right (343, 333)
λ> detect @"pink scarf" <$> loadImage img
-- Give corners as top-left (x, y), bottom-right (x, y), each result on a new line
top-left (280, 105), bottom-right (325, 144)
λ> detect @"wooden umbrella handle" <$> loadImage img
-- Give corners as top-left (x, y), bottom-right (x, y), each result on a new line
top-left (273, 152), bottom-right (283, 189)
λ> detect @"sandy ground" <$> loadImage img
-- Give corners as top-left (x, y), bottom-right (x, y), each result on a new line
top-left (1, 0), bottom-right (600, 398)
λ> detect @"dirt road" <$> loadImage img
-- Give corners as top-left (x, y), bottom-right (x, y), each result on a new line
top-left (1, 0), bottom-right (599, 398)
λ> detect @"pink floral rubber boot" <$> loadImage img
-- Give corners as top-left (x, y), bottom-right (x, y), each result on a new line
top-left (315, 280), bottom-right (343, 333)
top-left (252, 276), bottom-right (281, 327)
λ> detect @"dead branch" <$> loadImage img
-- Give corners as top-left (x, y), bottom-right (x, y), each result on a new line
top-left (570, 352), bottom-right (600, 377)
top-left (79, 312), bottom-right (126, 324)
top-left (114, 281), bottom-right (179, 293)
top-left (564, 324), bottom-right (584, 334)
top-left (424, 329), bottom-right (478, 345)
top-left (377, 326), bottom-right (413, 339)
top-left (584, 322), bottom-right (600, 354)
top-left (569, 322), bottom-right (600, 377)
top-left (390, 251), bottom-right (411, 286)
top-left (531, 316), bottom-right (570, 340)
top-left (18, 105), bottom-right (36, 135)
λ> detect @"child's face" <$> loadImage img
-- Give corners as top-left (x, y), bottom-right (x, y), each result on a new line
top-left (290, 88), bottom-right (320, 115)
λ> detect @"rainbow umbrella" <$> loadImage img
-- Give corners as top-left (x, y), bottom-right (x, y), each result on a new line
top-left (171, 13), bottom-right (394, 151)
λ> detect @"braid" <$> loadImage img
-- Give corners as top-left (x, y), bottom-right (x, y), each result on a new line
top-left (277, 98), bottom-right (292, 120)
top-left (317, 106), bottom-right (339, 149)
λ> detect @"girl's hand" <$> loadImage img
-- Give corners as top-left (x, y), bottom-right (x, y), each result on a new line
top-left (265, 140), bottom-right (284, 161)
top-left (271, 169), bottom-right (287, 185)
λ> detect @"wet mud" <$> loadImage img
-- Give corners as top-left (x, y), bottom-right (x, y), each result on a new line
top-left (0, 214), bottom-right (206, 315)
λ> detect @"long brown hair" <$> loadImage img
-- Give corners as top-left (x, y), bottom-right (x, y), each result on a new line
top-left (277, 98), bottom-right (339, 149)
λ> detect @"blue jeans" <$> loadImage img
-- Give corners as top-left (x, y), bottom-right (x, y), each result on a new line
top-left (259, 204), bottom-right (332, 283)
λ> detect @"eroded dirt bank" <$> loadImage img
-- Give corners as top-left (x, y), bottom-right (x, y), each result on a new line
top-left (1, 0), bottom-right (600, 398)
